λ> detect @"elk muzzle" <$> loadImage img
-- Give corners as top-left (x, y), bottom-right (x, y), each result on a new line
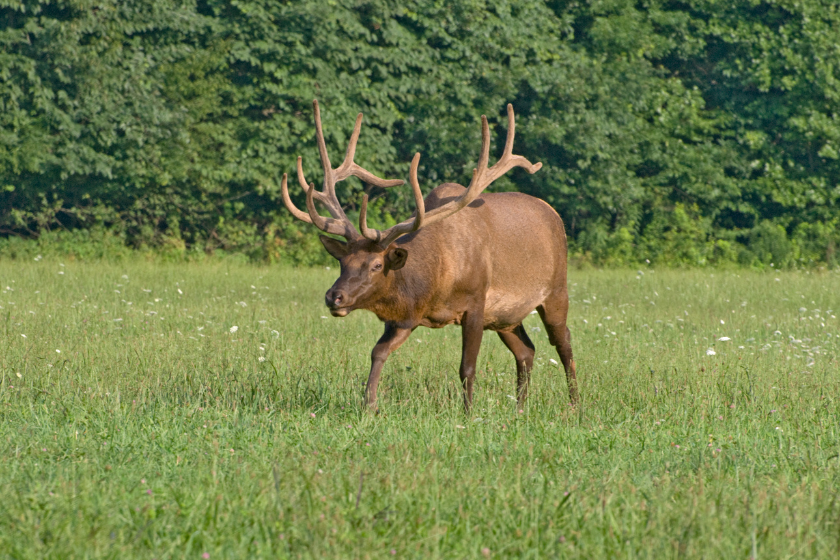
top-left (325, 288), bottom-right (350, 317)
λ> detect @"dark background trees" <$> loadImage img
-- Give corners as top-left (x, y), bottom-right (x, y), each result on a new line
top-left (2, 0), bottom-right (839, 266)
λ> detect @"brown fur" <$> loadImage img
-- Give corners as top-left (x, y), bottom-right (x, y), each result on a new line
top-left (321, 184), bottom-right (577, 411)
top-left (283, 100), bottom-right (577, 412)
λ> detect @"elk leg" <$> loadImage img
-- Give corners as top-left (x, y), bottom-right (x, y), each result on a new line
top-left (558, 326), bottom-right (578, 404)
top-left (497, 325), bottom-right (536, 407)
top-left (538, 293), bottom-right (578, 405)
top-left (459, 310), bottom-right (484, 413)
top-left (366, 323), bottom-right (412, 410)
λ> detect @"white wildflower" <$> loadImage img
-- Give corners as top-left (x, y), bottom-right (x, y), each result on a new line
top-left (706, 348), bottom-right (716, 356)
top-left (229, 326), bottom-right (238, 333)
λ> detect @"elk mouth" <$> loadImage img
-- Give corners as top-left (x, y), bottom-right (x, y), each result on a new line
top-left (329, 307), bottom-right (350, 317)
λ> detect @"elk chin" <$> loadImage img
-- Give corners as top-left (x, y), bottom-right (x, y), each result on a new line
top-left (330, 307), bottom-right (350, 317)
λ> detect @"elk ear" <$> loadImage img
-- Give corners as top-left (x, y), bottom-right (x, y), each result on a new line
top-left (385, 247), bottom-right (408, 271)
top-left (319, 235), bottom-right (349, 260)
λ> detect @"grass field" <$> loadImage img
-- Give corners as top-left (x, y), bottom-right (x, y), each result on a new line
top-left (1, 260), bottom-right (839, 559)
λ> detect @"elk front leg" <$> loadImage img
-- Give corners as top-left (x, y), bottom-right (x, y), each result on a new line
top-left (366, 323), bottom-right (412, 410)
top-left (459, 310), bottom-right (485, 413)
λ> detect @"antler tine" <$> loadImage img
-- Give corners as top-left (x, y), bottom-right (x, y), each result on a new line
top-left (358, 194), bottom-right (379, 242)
top-left (297, 105), bottom-right (347, 221)
top-left (347, 168), bottom-right (405, 189)
top-left (360, 152), bottom-right (426, 247)
top-left (296, 154), bottom-right (349, 226)
top-left (295, 156), bottom-right (310, 193)
top-left (312, 100), bottom-right (335, 196)
top-left (359, 106), bottom-right (542, 247)
top-left (443, 113), bottom-right (492, 211)
top-left (407, 152), bottom-right (426, 232)
top-left (482, 104), bottom-right (542, 185)
top-left (407, 103), bottom-right (542, 229)
top-left (304, 171), bottom-right (355, 238)
top-left (334, 112), bottom-right (405, 188)
top-left (413, 114), bottom-right (493, 223)
top-left (296, 157), bottom-right (330, 205)
top-left (473, 114), bottom-right (491, 183)
top-left (281, 173), bottom-right (313, 224)
top-left (335, 113), bottom-right (363, 180)
top-left (285, 100), bottom-right (408, 241)
top-left (502, 103), bottom-right (516, 157)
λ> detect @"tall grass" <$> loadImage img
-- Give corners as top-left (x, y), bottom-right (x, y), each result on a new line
top-left (1, 260), bottom-right (839, 558)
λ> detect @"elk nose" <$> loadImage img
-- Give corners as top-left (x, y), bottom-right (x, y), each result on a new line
top-left (325, 289), bottom-right (346, 308)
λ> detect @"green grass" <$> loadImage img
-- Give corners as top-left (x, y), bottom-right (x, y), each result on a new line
top-left (1, 260), bottom-right (839, 559)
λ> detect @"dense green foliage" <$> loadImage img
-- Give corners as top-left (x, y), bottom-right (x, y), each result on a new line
top-left (2, 0), bottom-right (840, 266)
top-left (2, 261), bottom-right (839, 557)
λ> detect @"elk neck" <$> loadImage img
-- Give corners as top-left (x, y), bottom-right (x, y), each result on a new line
top-left (365, 239), bottom-right (434, 324)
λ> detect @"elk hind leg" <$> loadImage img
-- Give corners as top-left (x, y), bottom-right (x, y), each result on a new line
top-left (497, 325), bottom-right (535, 407)
top-left (537, 292), bottom-right (578, 405)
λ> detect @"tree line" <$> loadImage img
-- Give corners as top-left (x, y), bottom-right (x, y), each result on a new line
top-left (2, 0), bottom-right (839, 266)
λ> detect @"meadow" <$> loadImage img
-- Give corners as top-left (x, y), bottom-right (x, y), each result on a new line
top-left (1, 259), bottom-right (839, 559)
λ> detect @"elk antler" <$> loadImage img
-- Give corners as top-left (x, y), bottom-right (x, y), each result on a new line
top-left (281, 100), bottom-right (405, 240)
top-left (359, 103), bottom-right (542, 247)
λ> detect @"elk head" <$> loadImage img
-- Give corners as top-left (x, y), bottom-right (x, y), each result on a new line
top-left (282, 100), bottom-right (541, 317)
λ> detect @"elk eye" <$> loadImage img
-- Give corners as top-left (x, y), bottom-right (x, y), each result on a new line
top-left (372, 262), bottom-right (383, 272)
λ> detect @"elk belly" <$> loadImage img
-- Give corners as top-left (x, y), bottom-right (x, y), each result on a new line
top-left (420, 309), bottom-right (463, 329)
top-left (483, 288), bottom-right (548, 329)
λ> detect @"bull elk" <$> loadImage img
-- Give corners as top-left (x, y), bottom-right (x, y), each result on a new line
top-left (282, 100), bottom-right (577, 411)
